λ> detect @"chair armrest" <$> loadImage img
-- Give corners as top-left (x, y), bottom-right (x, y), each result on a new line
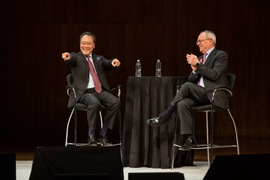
top-left (176, 85), bottom-right (182, 93)
top-left (66, 83), bottom-right (121, 107)
top-left (66, 85), bottom-right (78, 107)
top-left (110, 85), bottom-right (121, 99)
top-left (211, 86), bottom-right (233, 105)
top-left (214, 86), bottom-right (233, 97)
top-left (66, 85), bottom-right (75, 96)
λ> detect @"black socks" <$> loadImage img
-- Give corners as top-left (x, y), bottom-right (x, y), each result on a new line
top-left (161, 105), bottom-right (176, 119)
top-left (89, 127), bottom-right (108, 136)
top-left (99, 127), bottom-right (108, 136)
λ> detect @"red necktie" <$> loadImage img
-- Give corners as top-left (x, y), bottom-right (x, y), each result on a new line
top-left (87, 56), bottom-right (102, 93)
top-left (198, 53), bottom-right (208, 86)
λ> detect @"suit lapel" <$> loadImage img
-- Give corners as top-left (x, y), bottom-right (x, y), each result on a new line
top-left (205, 48), bottom-right (217, 65)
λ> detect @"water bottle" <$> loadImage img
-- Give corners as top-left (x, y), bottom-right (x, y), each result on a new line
top-left (156, 59), bottom-right (162, 77)
top-left (135, 59), bottom-right (142, 77)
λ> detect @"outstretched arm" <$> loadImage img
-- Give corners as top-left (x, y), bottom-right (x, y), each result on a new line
top-left (62, 52), bottom-right (71, 60)
top-left (111, 58), bottom-right (121, 67)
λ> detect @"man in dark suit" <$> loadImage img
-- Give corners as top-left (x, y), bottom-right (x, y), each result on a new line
top-left (147, 30), bottom-right (228, 150)
top-left (62, 31), bottom-right (121, 146)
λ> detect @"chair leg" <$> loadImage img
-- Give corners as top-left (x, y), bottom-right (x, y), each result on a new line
top-left (171, 119), bottom-right (177, 169)
top-left (210, 109), bottom-right (214, 166)
top-left (205, 112), bottom-right (210, 166)
top-left (74, 107), bottom-right (78, 146)
top-left (99, 111), bottom-right (103, 128)
top-left (171, 144), bottom-right (175, 170)
top-left (118, 110), bottom-right (122, 146)
top-left (118, 110), bottom-right (124, 165)
top-left (227, 109), bottom-right (240, 155)
top-left (65, 108), bottom-right (75, 146)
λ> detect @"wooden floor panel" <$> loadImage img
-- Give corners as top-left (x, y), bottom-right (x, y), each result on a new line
top-left (1, 137), bottom-right (270, 161)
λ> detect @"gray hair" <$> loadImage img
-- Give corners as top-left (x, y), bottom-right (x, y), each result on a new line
top-left (201, 30), bottom-right (216, 45)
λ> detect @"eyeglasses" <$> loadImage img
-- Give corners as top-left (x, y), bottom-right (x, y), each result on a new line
top-left (196, 38), bottom-right (209, 44)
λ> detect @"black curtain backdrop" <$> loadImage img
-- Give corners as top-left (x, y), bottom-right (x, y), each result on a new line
top-left (1, 0), bottom-right (270, 151)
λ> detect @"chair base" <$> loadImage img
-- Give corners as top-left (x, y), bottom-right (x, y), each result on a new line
top-left (66, 142), bottom-right (121, 147)
top-left (171, 109), bottom-right (240, 169)
top-left (172, 143), bottom-right (239, 168)
top-left (174, 143), bottom-right (238, 149)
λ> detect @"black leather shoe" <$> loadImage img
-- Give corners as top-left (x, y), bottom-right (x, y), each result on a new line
top-left (146, 115), bottom-right (171, 126)
top-left (98, 135), bottom-right (112, 146)
top-left (179, 138), bottom-right (198, 151)
top-left (88, 135), bottom-right (98, 146)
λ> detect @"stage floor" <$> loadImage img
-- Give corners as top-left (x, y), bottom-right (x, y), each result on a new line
top-left (17, 160), bottom-right (208, 180)
top-left (3, 137), bottom-right (270, 179)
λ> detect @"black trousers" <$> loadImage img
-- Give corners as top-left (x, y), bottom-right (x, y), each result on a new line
top-left (79, 89), bottom-right (121, 130)
top-left (170, 82), bottom-right (210, 134)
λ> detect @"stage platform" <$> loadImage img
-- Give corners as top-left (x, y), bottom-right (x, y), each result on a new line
top-left (16, 160), bottom-right (208, 180)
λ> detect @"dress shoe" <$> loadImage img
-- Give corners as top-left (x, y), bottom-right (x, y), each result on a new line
top-left (88, 135), bottom-right (98, 146)
top-left (179, 138), bottom-right (197, 151)
top-left (146, 115), bottom-right (171, 126)
top-left (98, 134), bottom-right (112, 146)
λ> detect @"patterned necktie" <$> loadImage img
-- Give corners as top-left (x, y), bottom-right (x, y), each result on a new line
top-left (202, 53), bottom-right (207, 64)
top-left (87, 56), bottom-right (102, 93)
top-left (198, 53), bottom-right (208, 86)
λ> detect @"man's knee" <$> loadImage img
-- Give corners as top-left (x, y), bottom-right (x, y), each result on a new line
top-left (180, 82), bottom-right (193, 90)
top-left (88, 101), bottom-right (102, 110)
top-left (177, 100), bottom-right (185, 109)
top-left (177, 98), bottom-right (194, 110)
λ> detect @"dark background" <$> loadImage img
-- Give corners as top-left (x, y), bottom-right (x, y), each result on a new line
top-left (1, 0), bottom-right (269, 147)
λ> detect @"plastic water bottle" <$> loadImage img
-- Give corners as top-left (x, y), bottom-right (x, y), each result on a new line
top-left (156, 59), bottom-right (161, 77)
top-left (135, 59), bottom-right (142, 77)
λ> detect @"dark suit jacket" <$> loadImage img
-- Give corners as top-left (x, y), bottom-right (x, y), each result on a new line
top-left (188, 48), bottom-right (229, 109)
top-left (65, 51), bottom-right (115, 108)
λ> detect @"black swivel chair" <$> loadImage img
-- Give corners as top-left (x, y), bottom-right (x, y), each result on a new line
top-left (172, 73), bottom-right (239, 168)
top-left (65, 74), bottom-right (122, 147)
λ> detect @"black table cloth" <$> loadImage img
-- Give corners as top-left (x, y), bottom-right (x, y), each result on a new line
top-left (122, 76), bottom-right (194, 169)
